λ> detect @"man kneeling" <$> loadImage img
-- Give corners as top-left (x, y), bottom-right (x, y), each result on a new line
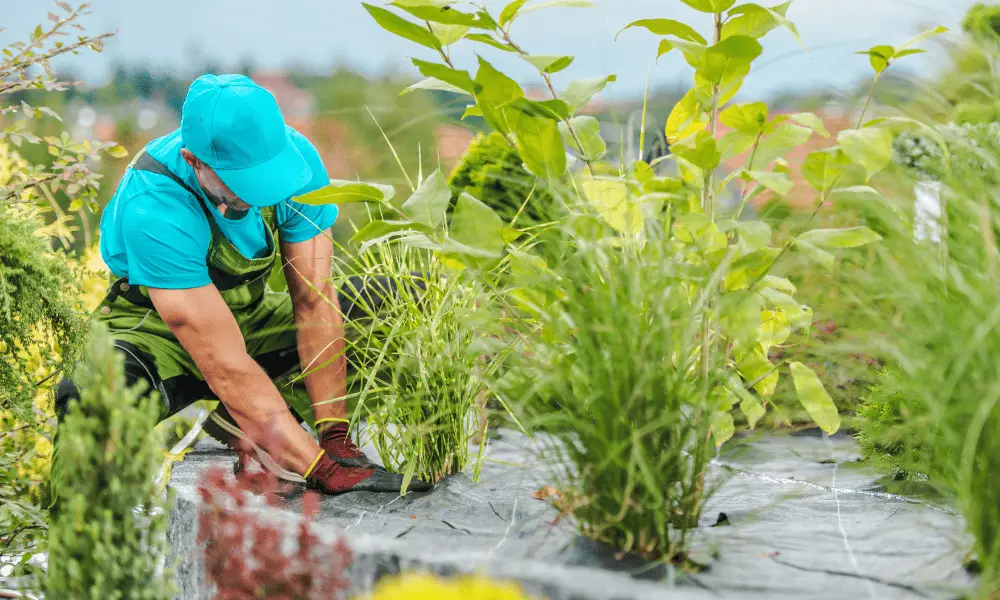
top-left (51, 73), bottom-right (432, 500)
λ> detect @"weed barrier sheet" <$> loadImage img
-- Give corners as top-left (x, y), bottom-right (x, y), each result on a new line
top-left (167, 429), bottom-right (976, 599)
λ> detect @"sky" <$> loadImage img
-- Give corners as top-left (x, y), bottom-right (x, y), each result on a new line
top-left (2, 0), bottom-right (978, 101)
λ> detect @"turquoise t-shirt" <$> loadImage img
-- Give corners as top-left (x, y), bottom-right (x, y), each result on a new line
top-left (99, 126), bottom-right (337, 290)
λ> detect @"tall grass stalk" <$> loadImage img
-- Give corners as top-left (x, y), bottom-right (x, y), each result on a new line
top-left (847, 124), bottom-right (1000, 596)
top-left (499, 229), bottom-right (722, 562)
top-left (328, 241), bottom-right (507, 485)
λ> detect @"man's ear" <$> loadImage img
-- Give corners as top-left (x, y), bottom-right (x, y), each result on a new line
top-left (180, 148), bottom-right (198, 168)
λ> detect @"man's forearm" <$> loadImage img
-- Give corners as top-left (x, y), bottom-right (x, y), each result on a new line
top-left (293, 296), bottom-right (348, 423)
top-left (205, 354), bottom-right (321, 475)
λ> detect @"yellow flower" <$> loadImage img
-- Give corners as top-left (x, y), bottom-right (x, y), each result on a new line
top-left (362, 573), bottom-right (535, 600)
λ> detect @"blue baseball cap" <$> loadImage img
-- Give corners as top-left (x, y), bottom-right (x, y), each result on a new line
top-left (180, 74), bottom-right (311, 208)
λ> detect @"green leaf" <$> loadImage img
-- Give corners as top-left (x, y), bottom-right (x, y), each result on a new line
top-left (522, 55), bottom-right (575, 74)
top-left (429, 22), bottom-right (470, 46)
top-left (411, 59), bottom-right (478, 94)
top-left (759, 287), bottom-right (806, 323)
top-left (296, 180), bottom-right (396, 205)
top-left (657, 38), bottom-right (708, 68)
top-left (450, 192), bottom-right (505, 256)
top-left (462, 105), bottom-right (484, 119)
top-left (617, 19), bottom-right (707, 44)
top-left (402, 170), bottom-right (452, 227)
top-left (794, 240), bottom-right (834, 270)
top-left (743, 170), bottom-right (792, 196)
top-left (753, 123), bottom-right (812, 168)
top-left (758, 274), bottom-right (796, 295)
top-left (514, 115), bottom-right (567, 180)
top-left (829, 185), bottom-right (883, 204)
top-left (718, 130), bottom-right (756, 162)
top-left (673, 213), bottom-right (727, 253)
top-left (722, 2), bottom-right (801, 46)
top-left (509, 97), bottom-right (571, 121)
top-left (732, 220), bottom-right (772, 249)
top-left (720, 290), bottom-right (763, 344)
top-left (700, 36), bottom-right (763, 86)
top-left (681, 0), bottom-right (737, 13)
top-left (727, 247), bottom-right (780, 289)
top-left (673, 130), bottom-right (720, 171)
top-left (710, 411), bottom-right (735, 448)
top-left (896, 25), bottom-right (948, 52)
top-left (720, 102), bottom-right (768, 135)
top-left (363, 3), bottom-right (441, 50)
top-left (519, 0), bottom-right (595, 18)
top-left (837, 127), bottom-right (894, 181)
top-left (797, 226), bottom-right (882, 249)
top-left (666, 89), bottom-right (707, 144)
top-left (789, 362), bottom-right (840, 434)
top-left (106, 145), bottom-right (129, 159)
top-left (499, 0), bottom-right (530, 26)
top-left (559, 116), bottom-right (606, 161)
top-left (402, 77), bottom-right (472, 96)
top-left (562, 75), bottom-right (616, 113)
top-left (735, 343), bottom-right (778, 397)
top-left (787, 112), bottom-right (829, 137)
top-left (466, 33), bottom-right (516, 52)
top-left (739, 392), bottom-right (766, 429)
top-left (389, 3), bottom-right (485, 27)
top-left (802, 148), bottom-right (849, 193)
top-left (758, 309), bottom-right (790, 353)
top-left (858, 44), bottom-right (895, 75)
top-left (351, 219), bottom-right (432, 244)
top-left (581, 178), bottom-right (643, 235)
top-left (475, 57), bottom-right (524, 134)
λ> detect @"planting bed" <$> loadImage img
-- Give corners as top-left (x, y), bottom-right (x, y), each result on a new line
top-left (167, 430), bottom-right (976, 600)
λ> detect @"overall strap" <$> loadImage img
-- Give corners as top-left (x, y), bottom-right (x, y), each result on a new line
top-left (131, 151), bottom-right (217, 225)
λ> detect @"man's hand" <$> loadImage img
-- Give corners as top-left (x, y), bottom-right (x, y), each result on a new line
top-left (149, 284), bottom-right (322, 477)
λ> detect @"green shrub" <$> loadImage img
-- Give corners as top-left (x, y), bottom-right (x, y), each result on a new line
top-left (46, 324), bottom-right (172, 600)
top-left (447, 131), bottom-right (555, 225)
top-left (963, 3), bottom-right (1000, 42)
top-left (0, 204), bottom-right (87, 419)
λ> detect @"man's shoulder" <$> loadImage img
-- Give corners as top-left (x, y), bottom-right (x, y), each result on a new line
top-left (118, 188), bottom-right (209, 238)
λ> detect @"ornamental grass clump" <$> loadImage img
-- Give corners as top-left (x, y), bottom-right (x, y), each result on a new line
top-left (331, 241), bottom-right (508, 485)
top-left (499, 231), bottom-right (723, 562)
top-left (847, 124), bottom-right (1000, 597)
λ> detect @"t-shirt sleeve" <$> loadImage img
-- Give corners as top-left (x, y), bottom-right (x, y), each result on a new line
top-left (278, 131), bottom-right (338, 244)
top-left (120, 192), bottom-right (213, 289)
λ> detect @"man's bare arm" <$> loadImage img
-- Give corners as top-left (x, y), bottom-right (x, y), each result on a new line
top-left (148, 285), bottom-right (322, 476)
top-left (280, 229), bottom-right (348, 423)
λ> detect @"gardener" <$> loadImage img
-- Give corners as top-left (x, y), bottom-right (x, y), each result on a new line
top-left (51, 73), bottom-right (432, 499)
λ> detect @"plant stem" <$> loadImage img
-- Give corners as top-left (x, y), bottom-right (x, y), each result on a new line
top-left (701, 12), bottom-right (724, 221)
top-left (732, 132), bottom-right (764, 221)
top-left (747, 71), bottom-right (884, 289)
top-left (700, 12), bottom-right (724, 382)
top-left (500, 30), bottom-right (596, 177)
top-left (856, 75), bottom-right (880, 128)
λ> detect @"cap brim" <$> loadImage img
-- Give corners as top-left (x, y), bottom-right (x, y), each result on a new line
top-left (215, 135), bottom-right (312, 208)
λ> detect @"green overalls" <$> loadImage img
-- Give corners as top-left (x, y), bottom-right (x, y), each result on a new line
top-left (93, 151), bottom-right (314, 425)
